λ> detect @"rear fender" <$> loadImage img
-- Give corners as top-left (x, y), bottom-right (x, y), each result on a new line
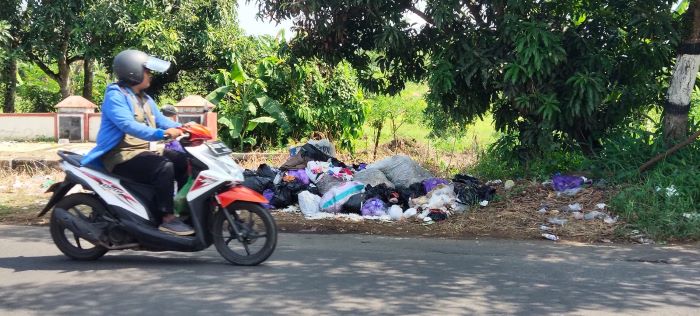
top-left (216, 186), bottom-right (268, 208)
top-left (37, 181), bottom-right (76, 217)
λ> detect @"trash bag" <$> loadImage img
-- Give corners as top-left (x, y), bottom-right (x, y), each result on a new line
top-left (343, 193), bottom-right (364, 214)
top-left (423, 178), bottom-right (450, 193)
top-left (257, 164), bottom-right (278, 179)
top-left (365, 184), bottom-right (394, 202)
top-left (552, 174), bottom-right (584, 191)
top-left (316, 173), bottom-right (345, 195)
top-left (353, 168), bottom-right (395, 188)
top-left (242, 176), bottom-right (273, 194)
top-left (287, 169), bottom-right (310, 185)
top-left (452, 174), bottom-right (496, 206)
top-left (388, 205), bottom-right (404, 220)
top-left (280, 153), bottom-right (312, 171)
top-left (270, 181), bottom-right (307, 208)
top-left (367, 155), bottom-right (433, 188)
top-left (300, 143), bottom-right (332, 162)
top-left (262, 189), bottom-right (275, 209)
top-left (298, 191), bottom-right (322, 217)
top-left (361, 197), bottom-right (388, 216)
top-left (308, 138), bottom-right (336, 158)
top-left (320, 181), bottom-right (365, 213)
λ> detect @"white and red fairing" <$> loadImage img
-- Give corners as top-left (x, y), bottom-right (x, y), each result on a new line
top-left (61, 162), bottom-right (150, 219)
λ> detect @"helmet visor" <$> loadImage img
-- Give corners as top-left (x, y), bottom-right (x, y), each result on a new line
top-left (144, 56), bottom-right (171, 73)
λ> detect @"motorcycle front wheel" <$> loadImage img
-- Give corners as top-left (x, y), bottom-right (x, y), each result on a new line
top-left (212, 202), bottom-right (277, 266)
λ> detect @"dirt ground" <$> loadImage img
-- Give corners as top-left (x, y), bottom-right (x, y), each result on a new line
top-left (0, 167), bottom-right (622, 243)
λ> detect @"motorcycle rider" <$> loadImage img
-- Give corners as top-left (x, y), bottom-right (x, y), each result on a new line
top-left (80, 49), bottom-right (194, 236)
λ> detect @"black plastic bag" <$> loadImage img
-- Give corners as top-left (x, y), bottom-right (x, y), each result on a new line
top-left (270, 181), bottom-right (308, 208)
top-left (342, 193), bottom-right (364, 214)
top-left (257, 164), bottom-right (277, 179)
top-left (452, 174), bottom-right (496, 205)
top-left (242, 176), bottom-right (273, 194)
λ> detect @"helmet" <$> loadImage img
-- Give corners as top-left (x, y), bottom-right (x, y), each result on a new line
top-left (161, 104), bottom-right (177, 117)
top-left (112, 49), bottom-right (171, 85)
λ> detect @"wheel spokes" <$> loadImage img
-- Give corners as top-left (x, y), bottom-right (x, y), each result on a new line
top-left (74, 234), bottom-right (82, 249)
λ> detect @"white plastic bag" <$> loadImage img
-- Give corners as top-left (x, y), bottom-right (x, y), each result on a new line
top-left (298, 191), bottom-right (322, 218)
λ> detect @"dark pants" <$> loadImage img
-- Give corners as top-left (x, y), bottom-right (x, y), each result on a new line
top-left (112, 149), bottom-right (188, 218)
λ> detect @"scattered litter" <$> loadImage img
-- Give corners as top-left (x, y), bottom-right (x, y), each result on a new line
top-left (537, 207), bottom-right (547, 214)
top-left (417, 208), bottom-right (430, 220)
top-left (683, 213), bottom-right (700, 220)
top-left (566, 203), bottom-right (583, 212)
top-left (485, 180), bottom-right (502, 186)
top-left (361, 198), bottom-right (388, 216)
top-left (548, 217), bottom-right (568, 226)
top-left (539, 225), bottom-right (553, 231)
top-left (479, 200), bottom-right (489, 207)
top-left (504, 180), bottom-right (515, 190)
top-left (572, 212), bottom-right (584, 220)
top-left (542, 233), bottom-right (560, 241)
top-left (584, 211), bottom-right (605, 220)
top-left (603, 216), bottom-right (618, 224)
top-left (600, 238), bottom-right (612, 243)
top-left (596, 203), bottom-right (607, 210)
top-left (427, 209), bottom-right (448, 222)
top-left (280, 205), bottom-right (301, 213)
top-left (655, 185), bottom-right (679, 197)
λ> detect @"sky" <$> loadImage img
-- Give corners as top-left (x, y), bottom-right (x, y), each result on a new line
top-left (237, 1), bottom-right (428, 37)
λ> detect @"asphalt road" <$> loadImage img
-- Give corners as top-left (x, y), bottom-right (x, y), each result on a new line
top-left (0, 225), bottom-right (698, 315)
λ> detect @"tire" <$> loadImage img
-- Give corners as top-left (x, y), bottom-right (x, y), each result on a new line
top-left (50, 193), bottom-right (109, 261)
top-left (212, 202), bottom-right (277, 266)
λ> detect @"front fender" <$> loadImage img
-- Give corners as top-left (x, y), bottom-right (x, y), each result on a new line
top-left (216, 186), bottom-right (268, 208)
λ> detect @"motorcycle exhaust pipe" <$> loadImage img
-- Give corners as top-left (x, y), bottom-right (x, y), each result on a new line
top-left (53, 208), bottom-right (103, 245)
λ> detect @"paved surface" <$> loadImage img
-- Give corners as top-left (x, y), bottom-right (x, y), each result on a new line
top-left (0, 225), bottom-right (698, 315)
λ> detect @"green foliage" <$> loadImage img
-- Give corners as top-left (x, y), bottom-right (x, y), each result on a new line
top-left (258, 0), bottom-right (682, 155)
top-left (207, 56), bottom-right (287, 151)
top-left (15, 62), bottom-right (60, 113)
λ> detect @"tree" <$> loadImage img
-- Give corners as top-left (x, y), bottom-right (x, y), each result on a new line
top-left (257, 0), bottom-right (682, 155)
top-left (663, 0), bottom-right (700, 144)
top-left (0, 0), bottom-right (24, 113)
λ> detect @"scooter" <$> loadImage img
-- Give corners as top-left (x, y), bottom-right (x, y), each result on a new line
top-left (38, 123), bottom-right (277, 265)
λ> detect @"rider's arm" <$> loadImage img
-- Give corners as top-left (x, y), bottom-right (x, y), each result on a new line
top-left (102, 90), bottom-right (166, 140)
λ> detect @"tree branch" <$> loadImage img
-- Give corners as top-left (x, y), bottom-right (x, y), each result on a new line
top-left (67, 55), bottom-right (84, 64)
top-left (26, 51), bottom-right (60, 82)
top-left (465, 1), bottom-right (486, 27)
top-left (407, 6), bottom-right (434, 26)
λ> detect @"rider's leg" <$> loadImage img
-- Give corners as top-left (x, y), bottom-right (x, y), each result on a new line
top-left (112, 152), bottom-right (194, 235)
top-left (162, 149), bottom-right (188, 190)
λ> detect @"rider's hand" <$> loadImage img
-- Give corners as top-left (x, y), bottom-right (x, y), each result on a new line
top-left (164, 128), bottom-right (183, 139)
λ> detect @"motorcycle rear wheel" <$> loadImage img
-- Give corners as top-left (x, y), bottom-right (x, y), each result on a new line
top-left (50, 193), bottom-right (109, 261)
top-left (212, 202), bottom-right (277, 266)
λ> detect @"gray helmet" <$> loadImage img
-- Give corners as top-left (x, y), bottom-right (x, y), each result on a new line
top-left (112, 49), bottom-right (171, 85)
top-left (161, 104), bottom-right (177, 116)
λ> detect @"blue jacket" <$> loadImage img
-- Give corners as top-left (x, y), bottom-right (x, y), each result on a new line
top-left (80, 83), bottom-right (181, 168)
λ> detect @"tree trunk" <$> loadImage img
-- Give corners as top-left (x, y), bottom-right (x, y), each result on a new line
top-left (663, 0), bottom-right (700, 145)
top-left (373, 121), bottom-right (382, 160)
top-left (57, 55), bottom-right (72, 99)
top-left (82, 57), bottom-right (94, 101)
top-left (2, 56), bottom-right (17, 113)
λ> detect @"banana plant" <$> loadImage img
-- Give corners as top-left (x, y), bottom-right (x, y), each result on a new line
top-left (206, 57), bottom-right (290, 151)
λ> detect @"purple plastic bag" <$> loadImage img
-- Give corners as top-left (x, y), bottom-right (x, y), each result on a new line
top-left (423, 178), bottom-right (450, 193)
top-left (361, 197), bottom-right (388, 216)
top-left (287, 169), bottom-right (310, 185)
top-left (165, 140), bottom-right (185, 153)
top-left (262, 189), bottom-right (275, 209)
top-left (552, 175), bottom-right (584, 191)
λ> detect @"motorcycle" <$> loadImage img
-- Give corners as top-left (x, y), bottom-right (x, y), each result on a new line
top-left (38, 123), bottom-right (277, 265)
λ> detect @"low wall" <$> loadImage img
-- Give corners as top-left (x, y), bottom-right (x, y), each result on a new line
top-left (88, 114), bottom-right (101, 142)
top-left (0, 114), bottom-right (56, 140)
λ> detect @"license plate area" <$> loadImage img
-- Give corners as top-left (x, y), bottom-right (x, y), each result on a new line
top-left (206, 141), bottom-right (233, 156)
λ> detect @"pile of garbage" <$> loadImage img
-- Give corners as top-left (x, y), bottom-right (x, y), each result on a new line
top-left (241, 139), bottom-right (496, 223)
